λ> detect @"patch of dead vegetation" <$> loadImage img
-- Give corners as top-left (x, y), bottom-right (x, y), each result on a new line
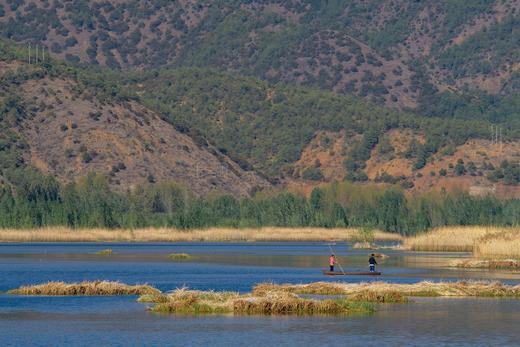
top-left (402, 226), bottom-right (509, 252)
top-left (254, 280), bottom-right (520, 298)
top-left (450, 259), bottom-right (520, 269)
top-left (0, 227), bottom-right (402, 243)
top-left (8, 281), bottom-right (160, 296)
top-left (140, 287), bottom-right (375, 315)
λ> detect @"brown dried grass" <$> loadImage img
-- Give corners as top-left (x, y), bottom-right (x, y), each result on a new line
top-left (168, 253), bottom-right (191, 260)
top-left (402, 226), bottom-right (515, 252)
top-left (450, 258), bottom-right (520, 269)
top-left (253, 282), bottom-right (345, 296)
top-left (8, 281), bottom-right (160, 296)
top-left (141, 287), bottom-right (375, 315)
top-left (95, 249), bottom-right (113, 255)
top-left (253, 280), bottom-right (520, 298)
top-left (474, 229), bottom-right (520, 259)
top-left (0, 227), bottom-right (402, 243)
top-left (350, 290), bottom-right (409, 303)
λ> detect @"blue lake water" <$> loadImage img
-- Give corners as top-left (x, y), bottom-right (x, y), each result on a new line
top-left (1, 242), bottom-right (519, 346)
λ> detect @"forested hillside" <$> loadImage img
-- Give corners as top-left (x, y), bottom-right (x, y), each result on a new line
top-left (0, 1), bottom-right (519, 206)
top-left (0, 0), bottom-right (519, 231)
top-left (126, 67), bottom-right (518, 195)
top-left (0, 40), bottom-right (269, 198)
top-left (1, 37), bottom-right (519, 200)
top-left (0, 0), bottom-right (519, 118)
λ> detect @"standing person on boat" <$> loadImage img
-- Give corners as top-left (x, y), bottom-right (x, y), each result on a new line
top-left (329, 254), bottom-right (336, 272)
top-left (369, 254), bottom-right (378, 272)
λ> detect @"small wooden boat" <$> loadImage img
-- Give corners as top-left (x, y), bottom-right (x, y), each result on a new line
top-left (322, 271), bottom-right (381, 276)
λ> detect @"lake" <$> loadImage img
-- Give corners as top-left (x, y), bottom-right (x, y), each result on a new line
top-left (1, 242), bottom-right (519, 346)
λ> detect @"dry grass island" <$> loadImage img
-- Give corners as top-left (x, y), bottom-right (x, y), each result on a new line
top-left (0, 227), bottom-right (402, 243)
top-left (138, 288), bottom-right (375, 315)
top-left (10, 280), bottom-right (520, 316)
top-left (252, 281), bottom-right (520, 298)
top-left (7, 281), bottom-right (159, 296)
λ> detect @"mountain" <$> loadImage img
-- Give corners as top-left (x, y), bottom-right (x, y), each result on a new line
top-left (0, 0), bottom-right (519, 199)
top-left (0, 0), bottom-right (519, 118)
top-left (1, 37), bottom-right (519, 199)
top-left (0, 41), bottom-right (269, 197)
top-left (127, 67), bottom-right (520, 198)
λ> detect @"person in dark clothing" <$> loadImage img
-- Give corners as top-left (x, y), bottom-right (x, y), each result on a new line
top-left (329, 254), bottom-right (336, 272)
top-left (369, 254), bottom-right (377, 272)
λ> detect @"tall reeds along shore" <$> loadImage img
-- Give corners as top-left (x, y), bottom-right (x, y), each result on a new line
top-left (0, 227), bottom-right (402, 243)
top-left (138, 288), bottom-right (375, 315)
top-left (402, 226), bottom-right (520, 267)
top-left (474, 229), bottom-right (520, 259)
top-left (402, 226), bottom-right (518, 252)
top-left (447, 229), bottom-right (520, 268)
top-left (8, 281), bottom-right (160, 296)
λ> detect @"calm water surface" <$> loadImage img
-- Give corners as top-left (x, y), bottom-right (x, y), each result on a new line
top-left (1, 242), bottom-right (519, 346)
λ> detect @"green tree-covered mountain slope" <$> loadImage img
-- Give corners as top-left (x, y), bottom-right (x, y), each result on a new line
top-left (1, 37), bottom-right (519, 198)
top-left (1, 0), bottom-right (519, 118)
top-left (128, 67), bottom-right (520, 196)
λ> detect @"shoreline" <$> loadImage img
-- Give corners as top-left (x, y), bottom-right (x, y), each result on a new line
top-left (0, 227), bottom-right (403, 243)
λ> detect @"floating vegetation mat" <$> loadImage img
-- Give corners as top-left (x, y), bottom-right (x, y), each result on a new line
top-left (253, 281), bottom-right (520, 298)
top-left (8, 281), bottom-right (160, 296)
top-left (95, 249), bottom-right (113, 255)
top-left (168, 253), bottom-right (191, 260)
top-left (138, 288), bottom-right (375, 316)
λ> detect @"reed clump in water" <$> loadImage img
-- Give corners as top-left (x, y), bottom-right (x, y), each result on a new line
top-left (352, 241), bottom-right (373, 249)
top-left (168, 253), bottom-right (191, 260)
top-left (140, 288), bottom-right (375, 315)
top-left (232, 293), bottom-right (373, 315)
top-left (149, 289), bottom-right (238, 314)
top-left (350, 290), bottom-right (408, 303)
top-left (253, 281), bottom-right (520, 298)
top-left (8, 281), bottom-right (160, 296)
top-left (253, 282), bottom-right (345, 296)
top-left (0, 227), bottom-right (402, 243)
top-left (96, 249), bottom-right (113, 255)
top-left (137, 293), bottom-right (172, 304)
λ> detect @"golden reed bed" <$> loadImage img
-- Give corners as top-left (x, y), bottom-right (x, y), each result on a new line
top-left (10, 280), bottom-right (520, 316)
top-left (402, 226), bottom-right (507, 252)
top-left (253, 280), bottom-right (520, 298)
top-left (0, 227), bottom-right (402, 243)
top-left (8, 281), bottom-right (159, 296)
top-left (138, 288), bottom-right (375, 315)
top-left (402, 226), bottom-right (520, 263)
top-left (474, 229), bottom-right (520, 259)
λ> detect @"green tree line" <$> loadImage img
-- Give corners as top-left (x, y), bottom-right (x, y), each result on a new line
top-left (0, 174), bottom-right (518, 235)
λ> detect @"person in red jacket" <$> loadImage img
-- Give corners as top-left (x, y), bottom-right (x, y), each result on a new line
top-left (329, 254), bottom-right (336, 272)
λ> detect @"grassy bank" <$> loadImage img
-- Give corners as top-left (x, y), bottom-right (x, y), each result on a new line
top-left (0, 227), bottom-right (402, 243)
top-left (253, 281), bottom-right (520, 298)
top-left (138, 288), bottom-right (375, 315)
top-left (8, 281), bottom-right (159, 296)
